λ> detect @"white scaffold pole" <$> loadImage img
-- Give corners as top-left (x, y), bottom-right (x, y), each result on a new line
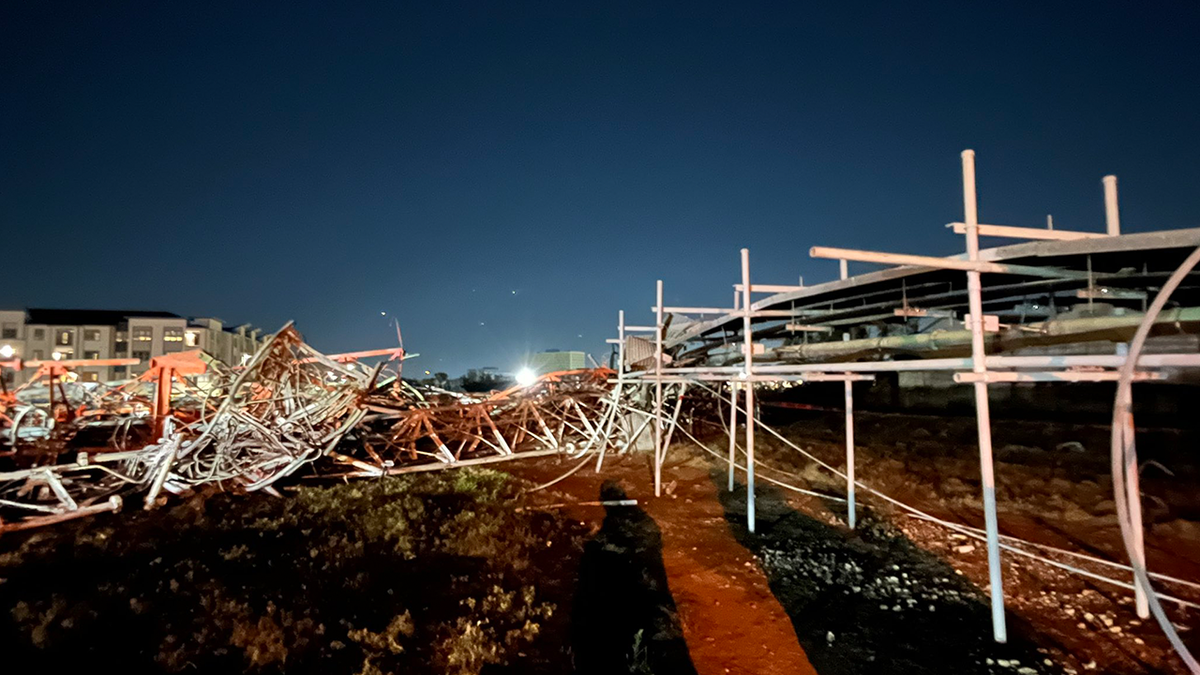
top-left (1122, 408), bottom-right (1151, 619)
top-left (598, 310), bottom-right (627, 473)
top-left (617, 309), bottom-right (626, 382)
top-left (741, 248), bottom-right (756, 533)
top-left (962, 149), bottom-right (1007, 643)
top-left (654, 279), bottom-right (664, 497)
top-left (1103, 173), bottom-right (1147, 618)
top-left (728, 380), bottom-right (738, 491)
top-left (844, 376), bottom-right (856, 529)
top-left (1104, 175), bottom-right (1121, 237)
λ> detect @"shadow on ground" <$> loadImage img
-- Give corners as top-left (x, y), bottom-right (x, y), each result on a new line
top-left (570, 481), bottom-right (697, 675)
top-left (716, 472), bottom-right (1057, 675)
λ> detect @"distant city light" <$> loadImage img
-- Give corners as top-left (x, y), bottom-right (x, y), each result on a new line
top-left (515, 367), bottom-right (537, 387)
top-left (0, 345), bottom-right (13, 358)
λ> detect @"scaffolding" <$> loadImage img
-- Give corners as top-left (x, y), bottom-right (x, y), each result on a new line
top-left (611, 150), bottom-right (1200, 665)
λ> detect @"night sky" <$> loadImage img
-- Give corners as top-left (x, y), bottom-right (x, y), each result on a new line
top-left (3, 2), bottom-right (1199, 375)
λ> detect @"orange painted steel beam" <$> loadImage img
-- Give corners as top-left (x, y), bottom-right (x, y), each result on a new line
top-left (296, 347), bottom-right (406, 364)
top-left (25, 358), bottom-right (140, 368)
top-left (147, 351), bottom-right (208, 377)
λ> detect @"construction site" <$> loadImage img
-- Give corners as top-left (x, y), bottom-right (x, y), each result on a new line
top-left (1, 151), bottom-right (1197, 674)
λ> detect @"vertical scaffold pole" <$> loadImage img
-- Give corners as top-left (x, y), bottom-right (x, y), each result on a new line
top-left (654, 280), bottom-right (664, 497)
top-left (844, 376), bottom-right (856, 529)
top-left (740, 248), bottom-right (756, 533)
top-left (962, 149), bottom-right (1007, 643)
top-left (598, 310), bottom-right (627, 472)
top-left (1122, 408), bottom-right (1150, 619)
top-left (617, 310), bottom-right (626, 383)
top-left (1104, 178), bottom-right (1149, 618)
top-left (727, 380), bottom-right (738, 491)
top-left (1104, 175), bottom-right (1121, 237)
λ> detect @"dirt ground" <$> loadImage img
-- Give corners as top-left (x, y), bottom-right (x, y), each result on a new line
top-left (507, 452), bottom-right (1064, 675)
top-left (711, 407), bottom-right (1200, 675)
top-left (1, 410), bottom-right (1197, 674)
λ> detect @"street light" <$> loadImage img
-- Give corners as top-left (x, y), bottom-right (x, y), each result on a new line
top-left (0, 345), bottom-right (13, 359)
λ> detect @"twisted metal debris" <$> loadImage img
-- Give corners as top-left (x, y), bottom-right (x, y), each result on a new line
top-left (0, 326), bottom-right (646, 533)
top-left (0, 323), bottom-right (372, 530)
top-left (338, 369), bottom-right (623, 475)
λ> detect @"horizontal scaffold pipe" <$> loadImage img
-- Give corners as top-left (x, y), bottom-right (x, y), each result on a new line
top-left (619, 352), bottom-right (1200, 377)
top-left (810, 246), bottom-right (1091, 280)
top-left (764, 307), bottom-right (1200, 363)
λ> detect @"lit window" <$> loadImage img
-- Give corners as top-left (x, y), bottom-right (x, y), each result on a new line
top-left (132, 327), bottom-right (153, 342)
top-left (57, 329), bottom-right (73, 345)
top-left (185, 331), bottom-right (199, 347)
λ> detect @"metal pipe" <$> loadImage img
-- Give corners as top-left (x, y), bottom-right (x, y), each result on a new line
top-left (1123, 409), bottom-right (1150, 618)
top-left (623, 351), bottom-right (1200, 377)
top-left (955, 370), bottom-right (1164, 383)
top-left (654, 279), bottom-right (664, 497)
top-left (963, 149), bottom-right (1007, 643)
top-left (654, 306), bottom-right (735, 314)
top-left (618, 310), bottom-right (626, 376)
top-left (811, 246), bottom-right (1088, 280)
top-left (946, 222), bottom-right (1104, 241)
top-left (1110, 245), bottom-right (1200, 670)
top-left (733, 283), bottom-right (807, 293)
top-left (727, 381), bottom-right (738, 491)
top-left (770, 307), bottom-right (1200, 362)
top-left (660, 383), bottom-right (688, 466)
top-left (844, 376), bottom-right (856, 528)
top-left (741, 248), bottom-right (756, 533)
top-left (1104, 175), bottom-right (1121, 237)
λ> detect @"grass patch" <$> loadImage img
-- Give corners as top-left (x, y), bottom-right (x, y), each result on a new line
top-left (0, 469), bottom-right (585, 674)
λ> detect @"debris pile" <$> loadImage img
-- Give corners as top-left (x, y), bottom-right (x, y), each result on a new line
top-left (0, 326), bottom-right (635, 533)
top-left (0, 324), bottom-right (374, 531)
top-left (342, 368), bottom-right (620, 475)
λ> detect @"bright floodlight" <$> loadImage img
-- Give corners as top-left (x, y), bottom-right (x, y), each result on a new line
top-left (0, 345), bottom-right (13, 358)
top-left (515, 367), bottom-right (537, 387)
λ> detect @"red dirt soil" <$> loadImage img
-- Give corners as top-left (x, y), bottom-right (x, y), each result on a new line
top-left (507, 452), bottom-right (817, 675)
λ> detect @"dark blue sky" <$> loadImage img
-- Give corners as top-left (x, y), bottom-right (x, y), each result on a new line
top-left (3, 2), bottom-right (1198, 375)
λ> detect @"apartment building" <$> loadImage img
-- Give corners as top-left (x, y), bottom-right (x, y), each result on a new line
top-left (0, 308), bottom-right (268, 385)
top-left (527, 350), bottom-right (587, 374)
